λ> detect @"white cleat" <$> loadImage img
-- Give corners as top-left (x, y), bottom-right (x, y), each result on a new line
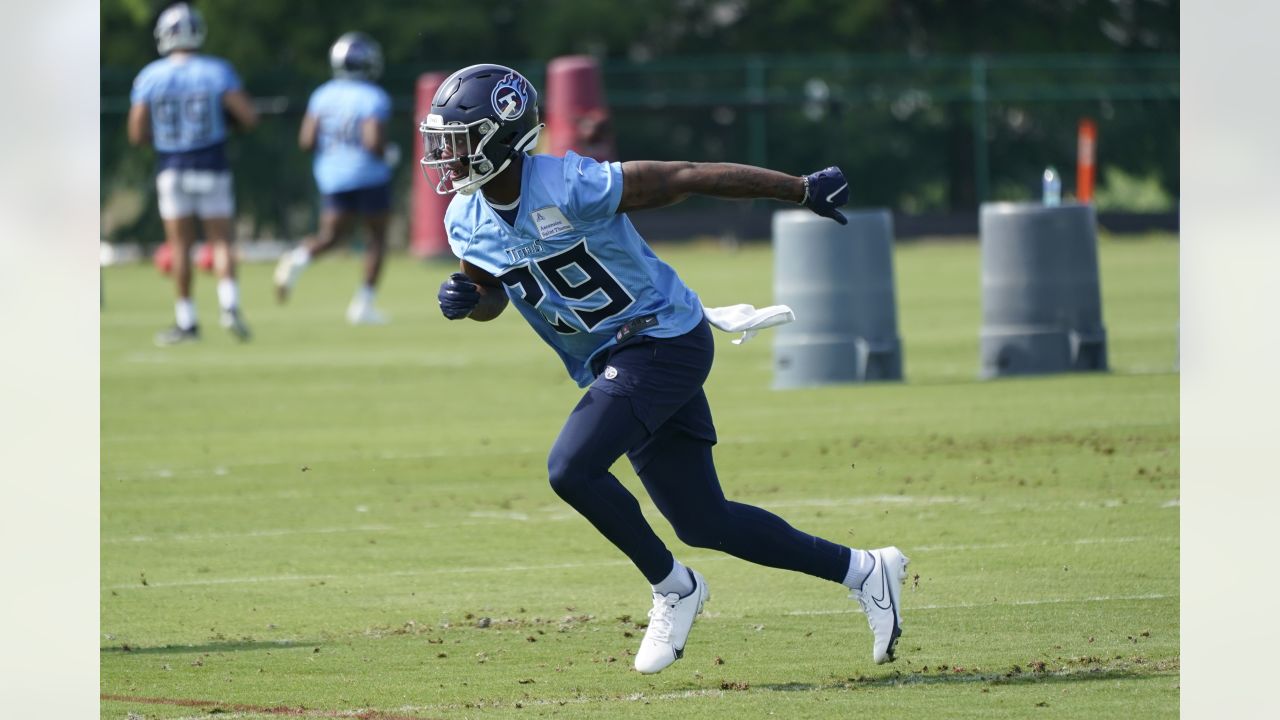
top-left (346, 301), bottom-right (388, 325)
top-left (273, 253), bottom-right (302, 304)
top-left (850, 546), bottom-right (909, 664)
top-left (219, 308), bottom-right (251, 342)
top-left (634, 568), bottom-right (709, 674)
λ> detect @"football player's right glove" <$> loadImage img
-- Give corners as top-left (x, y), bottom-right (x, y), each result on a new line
top-left (801, 166), bottom-right (850, 225)
top-left (437, 272), bottom-right (481, 320)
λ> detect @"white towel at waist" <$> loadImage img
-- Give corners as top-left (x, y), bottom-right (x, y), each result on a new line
top-left (703, 303), bottom-right (795, 345)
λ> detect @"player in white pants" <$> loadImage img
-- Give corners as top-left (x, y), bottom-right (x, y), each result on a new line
top-left (128, 3), bottom-right (258, 345)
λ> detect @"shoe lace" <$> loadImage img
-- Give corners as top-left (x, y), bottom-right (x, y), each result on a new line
top-left (850, 590), bottom-right (875, 633)
top-left (645, 594), bottom-right (677, 644)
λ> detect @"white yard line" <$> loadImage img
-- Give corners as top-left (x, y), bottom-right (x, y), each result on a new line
top-left (786, 592), bottom-right (1172, 615)
top-left (101, 516), bottom-right (580, 544)
top-left (101, 444), bottom-right (542, 481)
top-left (760, 495), bottom-right (970, 508)
top-left (909, 535), bottom-right (1171, 552)
top-left (102, 524), bottom-right (397, 544)
top-left (121, 352), bottom-right (474, 368)
top-left (104, 535), bottom-right (1174, 590)
top-left (102, 496), bottom-right (1174, 543)
top-left (100, 496), bottom-right (969, 542)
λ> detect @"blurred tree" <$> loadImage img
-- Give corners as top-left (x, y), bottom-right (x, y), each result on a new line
top-left (101, 0), bottom-right (1178, 241)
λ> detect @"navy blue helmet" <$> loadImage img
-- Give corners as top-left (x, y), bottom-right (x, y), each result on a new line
top-left (419, 64), bottom-right (543, 195)
top-left (330, 32), bottom-right (383, 81)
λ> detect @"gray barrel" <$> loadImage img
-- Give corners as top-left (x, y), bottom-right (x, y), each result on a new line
top-left (772, 209), bottom-right (903, 388)
top-left (979, 202), bottom-right (1108, 378)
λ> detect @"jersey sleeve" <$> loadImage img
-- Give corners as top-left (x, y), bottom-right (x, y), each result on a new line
top-left (305, 86), bottom-right (323, 116)
top-left (218, 59), bottom-right (243, 93)
top-left (129, 66), bottom-right (154, 105)
top-left (564, 153), bottom-right (623, 223)
top-left (370, 87), bottom-right (391, 121)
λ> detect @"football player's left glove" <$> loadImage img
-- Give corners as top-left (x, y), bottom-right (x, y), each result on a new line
top-left (438, 272), bottom-right (481, 320)
top-left (801, 166), bottom-right (850, 225)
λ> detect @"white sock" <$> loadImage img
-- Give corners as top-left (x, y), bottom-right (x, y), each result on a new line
top-left (175, 298), bottom-right (197, 330)
top-left (217, 278), bottom-right (239, 311)
top-left (291, 246), bottom-right (312, 267)
top-left (842, 548), bottom-right (876, 590)
top-left (651, 559), bottom-right (695, 597)
top-left (353, 285), bottom-right (375, 307)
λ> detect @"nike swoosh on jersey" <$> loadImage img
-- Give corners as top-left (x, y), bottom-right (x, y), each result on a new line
top-left (826, 183), bottom-right (848, 204)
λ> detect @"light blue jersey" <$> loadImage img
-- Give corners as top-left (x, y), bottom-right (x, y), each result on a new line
top-left (445, 151), bottom-right (705, 387)
top-left (306, 79), bottom-right (392, 194)
top-left (131, 54), bottom-right (241, 167)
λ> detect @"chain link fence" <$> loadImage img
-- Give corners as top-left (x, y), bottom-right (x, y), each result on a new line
top-left (101, 53), bottom-right (1177, 246)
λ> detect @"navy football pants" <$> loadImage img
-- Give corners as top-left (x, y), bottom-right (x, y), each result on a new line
top-left (546, 319), bottom-right (851, 585)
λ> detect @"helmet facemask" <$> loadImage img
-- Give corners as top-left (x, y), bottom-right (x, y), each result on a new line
top-left (419, 115), bottom-right (541, 196)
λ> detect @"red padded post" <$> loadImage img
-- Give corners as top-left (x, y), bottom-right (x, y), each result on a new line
top-left (410, 72), bottom-right (452, 258)
top-left (544, 55), bottom-right (615, 161)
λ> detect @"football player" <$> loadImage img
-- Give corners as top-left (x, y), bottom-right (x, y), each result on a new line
top-left (427, 65), bottom-right (908, 674)
top-left (129, 2), bottom-right (258, 345)
top-left (274, 32), bottom-right (394, 325)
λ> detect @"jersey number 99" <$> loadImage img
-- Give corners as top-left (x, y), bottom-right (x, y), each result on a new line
top-left (153, 93), bottom-right (213, 145)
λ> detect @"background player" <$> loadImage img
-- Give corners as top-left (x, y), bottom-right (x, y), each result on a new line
top-left (128, 2), bottom-right (258, 345)
top-left (274, 32), bottom-right (394, 325)
top-left (426, 64), bottom-right (908, 675)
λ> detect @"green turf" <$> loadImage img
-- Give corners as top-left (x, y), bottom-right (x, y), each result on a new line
top-left (101, 235), bottom-right (1179, 719)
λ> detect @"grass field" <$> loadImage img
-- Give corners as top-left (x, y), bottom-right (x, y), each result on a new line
top-left (101, 235), bottom-right (1179, 719)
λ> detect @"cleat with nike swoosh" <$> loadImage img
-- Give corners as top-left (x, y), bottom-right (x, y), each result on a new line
top-left (634, 568), bottom-right (709, 674)
top-left (850, 546), bottom-right (908, 664)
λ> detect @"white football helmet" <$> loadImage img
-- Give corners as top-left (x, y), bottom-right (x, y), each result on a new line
top-left (330, 32), bottom-right (383, 81)
top-left (154, 3), bottom-right (206, 56)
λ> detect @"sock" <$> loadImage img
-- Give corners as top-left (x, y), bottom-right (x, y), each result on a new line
top-left (175, 298), bottom-right (197, 330)
top-left (291, 246), bottom-right (312, 267)
top-left (651, 559), bottom-right (695, 597)
top-left (217, 278), bottom-right (239, 311)
top-left (841, 548), bottom-right (876, 590)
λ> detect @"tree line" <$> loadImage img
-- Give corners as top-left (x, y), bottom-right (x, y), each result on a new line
top-left (101, 0), bottom-right (1179, 243)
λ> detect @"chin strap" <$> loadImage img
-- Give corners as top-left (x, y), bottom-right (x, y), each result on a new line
top-left (461, 124), bottom-right (545, 195)
top-left (514, 123), bottom-right (544, 154)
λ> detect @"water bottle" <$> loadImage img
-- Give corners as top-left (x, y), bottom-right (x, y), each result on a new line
top-left (1042, 166), bottom-right (1061, 206)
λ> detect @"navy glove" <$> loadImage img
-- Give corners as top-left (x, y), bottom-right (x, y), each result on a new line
top-left (801, 166), bottom-right (850, 225)
top-left (438, 272), bottom-right (481, 320)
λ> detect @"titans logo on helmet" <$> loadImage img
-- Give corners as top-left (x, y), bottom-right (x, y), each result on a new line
top-left (491, 72), bottom-right (529, 121)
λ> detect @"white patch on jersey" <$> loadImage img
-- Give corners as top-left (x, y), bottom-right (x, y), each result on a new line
top-left (531, 206), bottom-right (574, 240)
top-left (603, 366), bottom-right (618, 380)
